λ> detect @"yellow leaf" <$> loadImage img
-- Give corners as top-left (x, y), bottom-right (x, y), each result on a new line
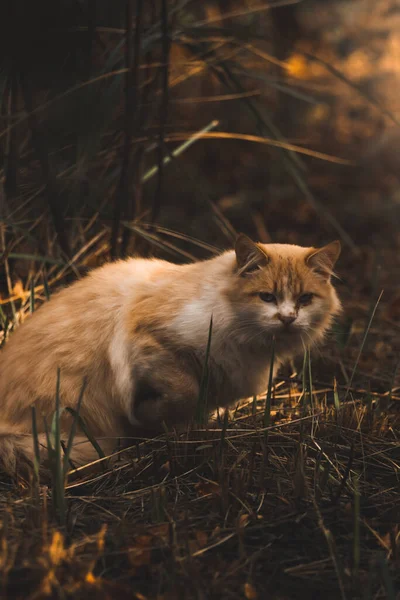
top-left (244, 582), bottom-right (258, 599)
top-left (195, 480), bottom-right (221, 497)
top-left (135, 535), bottom-right (152, 547)
top-left (12, 280), bottom-right (24, 299)
top-left (195, 530), bottom-right (208, 548)
top-left (238, 514), bottom-right (250, 529)
top-left (85, 572), bottom-right (96, 584)
top-left (211, 525), bottom-right (221, 539)
top-left (285, 54), bottom-right (308, 79)
top-left (128, 546), bottom-right (152, 568)
top-left (149, 523), bottom-right (169, 539)
top-left (48, 531), bottom-right (66, 566)
top-left (160, 460), bottom-right (170, 474)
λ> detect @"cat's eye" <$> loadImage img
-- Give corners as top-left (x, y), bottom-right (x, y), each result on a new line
top-left (259, 292), bottom-right (276, 303)
top-left (298, 293), bottom-right (314, 305)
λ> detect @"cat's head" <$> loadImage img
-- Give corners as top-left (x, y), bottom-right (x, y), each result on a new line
top-left (229, 234), bottom-right (342, 354)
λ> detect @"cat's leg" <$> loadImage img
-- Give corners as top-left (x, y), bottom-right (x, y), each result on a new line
top-left (129, 355), bottom-right (200, 430)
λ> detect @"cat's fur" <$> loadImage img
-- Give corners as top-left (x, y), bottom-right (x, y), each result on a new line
top-left (0, 235), bottom-right (341, 474)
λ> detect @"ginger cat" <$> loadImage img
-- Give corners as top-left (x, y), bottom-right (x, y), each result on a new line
top-left (0, 235), bottom-right (341, 474)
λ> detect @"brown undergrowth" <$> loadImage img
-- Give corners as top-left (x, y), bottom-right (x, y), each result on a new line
top-left (0, 364), bottom-right (399, 599)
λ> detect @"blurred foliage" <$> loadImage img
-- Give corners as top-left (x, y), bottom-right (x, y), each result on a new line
top-left (0, 0), bottom-right (366, 278)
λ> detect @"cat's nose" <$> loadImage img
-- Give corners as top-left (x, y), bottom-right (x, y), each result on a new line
top-left (278, 314), bottom-right (296, 325)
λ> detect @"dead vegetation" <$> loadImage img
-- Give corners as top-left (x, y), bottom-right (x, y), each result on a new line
top-left (0, 370), bottom-right (399, 600)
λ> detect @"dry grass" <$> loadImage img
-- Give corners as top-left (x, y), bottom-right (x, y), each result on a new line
top-left (0, 348), bottom-right (399, 599)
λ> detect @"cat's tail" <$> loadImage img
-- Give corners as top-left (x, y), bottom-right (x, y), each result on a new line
top-left (0, 423), bottom-right (113, 477)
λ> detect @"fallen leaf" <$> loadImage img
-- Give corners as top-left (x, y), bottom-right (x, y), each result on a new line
top-left (211, 525), bottom-right (221, 539)
top-left (149, 523), bottom-right (169, 539)
top-left (195, 530), bottom-right (208, 548)
top-left (85, 572), bottom-right (96, 584)
top-left (195, 481), bottom-right (221, 497)
top-left (244, 582), bottom-right (258, 599)
top-left (128, 546), bottom-right (152, 568)
top-left (238, 513), bottom-right (250, 529)
top-left (12, 280), bottom-right (24, 299)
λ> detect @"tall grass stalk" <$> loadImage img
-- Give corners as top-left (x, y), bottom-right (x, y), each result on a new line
top-left (195, 315), bottom-right (213, 427)
top-left (36, 372), bottom-right (90, 525)
top-left (141, 119), bottom-right (219, 184)
top-left (299, 349), bottom-right (308, 442)
top-left (376, 554), bottom-right (396, 600)
top-left (263, 337), bottom-right (275, 434)
top-left (29, 279), bottom-right (35, 313)
top-left (345, 291), bottom-right (384, 400)
top-left (307, 350), bottom-right (316, 437)
top-left (31, 405), bottom-right (41, 484)
top-left (51, 368), bottom-right (65, 524)
top-left (353, 472), bottom-right (360, 580)
top-left (314, 500), bottom-right (348, 600)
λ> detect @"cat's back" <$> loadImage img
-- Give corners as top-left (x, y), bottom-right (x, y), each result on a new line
top-left (3, 256), bottom-right (170, 337)
top-left (0, 257), bottom-right (174, 400)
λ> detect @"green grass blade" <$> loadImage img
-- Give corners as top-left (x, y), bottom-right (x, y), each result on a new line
top-left (299, 349), bottom-right (309, 442)
top-left (141, 119), bottom-right (219, 184)
top-left (263, 337), bottom-right (275, 430)
top-left (252, 395), bottom-right (257, 416)
top-left (43, 415), bottom-right (52, 454)
top-left (333, 378), bottom-right (340, 413)
top-left (332, 316), bottom-right (353, 352)
top-left (63, 377), bottom-right (88, 474)
top-left (301, 349), bottom-right (308, 410)
top-left (29, 279), bottom-right (35, 314)
top-left (0, 316), bottom-right (9, 348)
top-left (219, 409), bottom-right (229, 461)
top-left (64, 407), bottom-right (106, 461)
top-left (7, 253), bottom-right (65, 266)
top-left (43, 270), bottom-right (51, 301)
top-left (195, 315), bottom-right (213, 427)
top-left (345, 291), bottom-right (383, 400)
top-left (31, 406), bottom-right (41, 480)
top-left (314, 500), bottom-right (348, 600)
top-left (0, 304), bottom-right (7, 328)
top-left (53, 368), bottom-right (66, 524)
top-left (319, 462), bottom-right (331, 496)
top-left (376, 554), bottom-right (396, 600)
top-left (324, 529), bottom-right (348, 600)
top-left (308, 350), bottom-right (313, 409)
top-left (353, 473), bottom-right (360, 578)
top-left (308, 350), bottom-right (316, 437)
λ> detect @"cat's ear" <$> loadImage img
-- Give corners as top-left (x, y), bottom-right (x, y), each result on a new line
top-left (306, 240), bottom-right (341, 279)
top-left (235, 234), bottom-right (268, 276)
